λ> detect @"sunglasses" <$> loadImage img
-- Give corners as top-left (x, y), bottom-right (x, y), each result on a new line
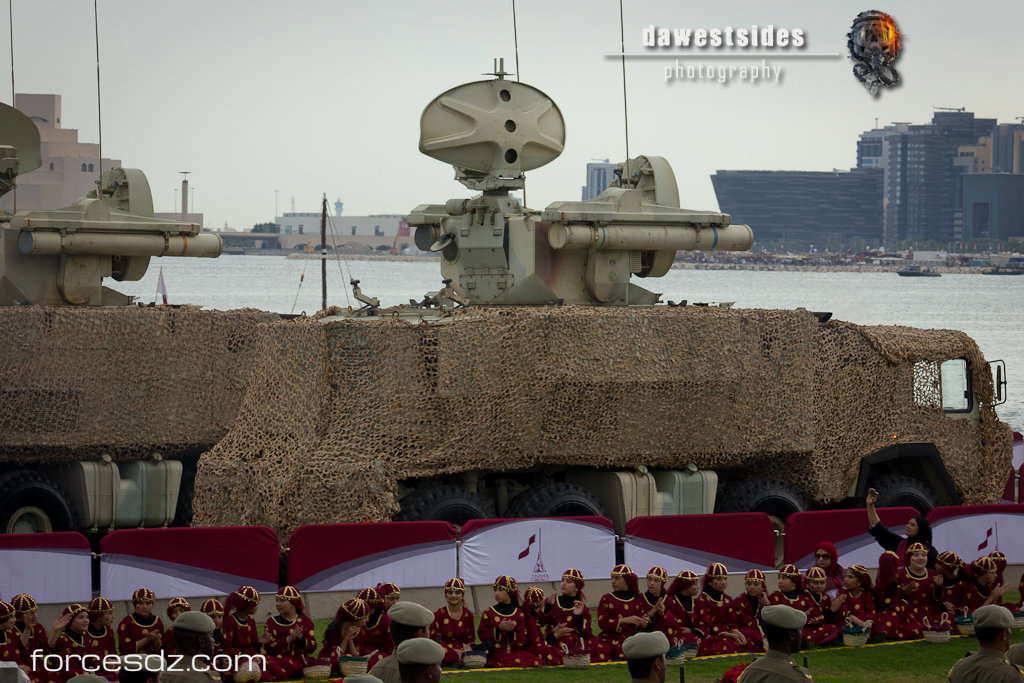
top-left (814, 553), bottom-right (830, 559)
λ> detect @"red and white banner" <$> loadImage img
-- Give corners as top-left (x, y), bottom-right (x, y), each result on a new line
top-left (624, 514), bottom-right (775, 574)
top-left (0, 532), bottom-right (92, 604)
top-left (928, 504), bottom-right (1024, 564)
top-left (459, 517), bottom-right (615, 586)
top-left (785, 507), bottom-right (919, 569)
top-left (288, 522), bottom-right (457, 591)
top-left (100, 526), bottom-right (280, 600)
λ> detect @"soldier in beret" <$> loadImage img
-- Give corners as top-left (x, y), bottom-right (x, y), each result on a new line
top-left (1010, 642), bottom-right (1024, 668)
top-left (738, 605), bottom-right (814, 683)
top-left (622, 631), bottom-right (669, 683)
top-left (160, 610), bottom-right (218, 683)
top-left (948, 604), bottom-right (1024, 683)
top-left (367, 601), bottom-right (434, 683)
top-left (395, 638), bottom-right (443, 683)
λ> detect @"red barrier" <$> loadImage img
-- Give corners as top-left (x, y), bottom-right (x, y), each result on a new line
top-left (100, 526), bottom-right (280, 599)
top-left (784, 507), bottom-right (918, 569)
top-left (0, 532), bottom-right (92, 604)
top-left (624, 514), bottom-right (775, 573)
top-left (288, 521), bottom-right (457, 591)
top-left (459, 517), bottom-right (614, 585)
top-left (927, 504), bottom-right (1024, 563)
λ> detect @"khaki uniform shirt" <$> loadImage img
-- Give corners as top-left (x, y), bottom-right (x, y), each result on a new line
top-left (948, 647), bottom-right (1024, 683)
top-left (368, 653), bottom-right (399, 683)
top-left (738, 649), bottom-right (815, 683)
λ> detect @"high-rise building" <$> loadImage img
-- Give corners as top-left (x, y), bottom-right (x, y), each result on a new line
top-left (0, 94), bottom-right (121, 214)
top-left (581, 160), bottom-right (616, 200)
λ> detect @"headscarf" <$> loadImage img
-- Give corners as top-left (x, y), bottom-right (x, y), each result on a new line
top-left (561, 568), bottom-right (586, 603)
top-left (336, 598), bottom-right (369, 622)
top-left (745, 569), bottom-right (767, 589)
top-left (494, 575), bottom-right (521, 607)
top-left (131, 588), bottom-right (155, 605)
top-left (611, 564), bottom-right (639, 596)
top-left (778, 564), bottom-right (805, 591)
top-left (849, 564), bottom-right (873, 592)
top-left (88, 597), bottom-right (113, 617)
top-left (702, 563), bottom-right (729, 590)
top-left (667, 570), bottom-right (699, 596)
top-left (201, 599), bottom-right (224, 617)
top-left (988, 551), bottom-right (1007, 585)
top-left (224, 586), bottom-right (260, 615)
top-left (0, 601), bottom-right (13, 621)
top-left (904, 541), bottom-right (929, 567)
top-left (874, 551), bottom-right (900, 595)
top-left (167, 597), bottom-right (191, 619)
top-left (523, 586), bottom-right (545, 610)
top-left (814, 541), bottom-right (844, 596)
top-left (11, 594), bottom-right (37, 614)
top-left (276, 586), bottom-right (305, 614)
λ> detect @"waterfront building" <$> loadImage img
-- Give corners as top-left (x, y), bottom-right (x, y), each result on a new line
top-left (581, 160), bottom-right (617, 200)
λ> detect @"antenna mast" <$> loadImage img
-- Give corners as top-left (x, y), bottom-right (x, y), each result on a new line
top-left (93, 0), bottom-right (103, 187)
top-left (618, 0), bottom-right (631, 186)
top-left (320, 194), bottom-right (327, 311)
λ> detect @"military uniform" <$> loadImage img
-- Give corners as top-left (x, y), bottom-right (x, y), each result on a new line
top-left (738, 649), bottom-right (815, 682)
top-left (948, 647), bottom-right (1024, 683)
top-left (1010, 643), bottom-right (1024, 668)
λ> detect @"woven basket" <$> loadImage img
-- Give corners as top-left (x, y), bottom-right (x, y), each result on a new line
top-left (232, 660), bottom-right (262, 683)
top-left (463, 650), bottom-right (488, 668)
top-left (842, 624), bottom-right (870, 648)
top-left (1013, 612), bottom-right (1024, 630)
top-left (338, 655), bottom-right (369, 676)
top-left (301, 662), bottom-right (332, 680)
top-left (955, 615), bottom-right (975, 637)
top-left (922, 615), bottom-right (951, 644)
top-left (563, 649), bottom-right (591, 669)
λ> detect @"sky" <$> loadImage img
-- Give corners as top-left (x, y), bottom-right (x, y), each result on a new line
top-left (4, 0), bottom-right (1023, 231)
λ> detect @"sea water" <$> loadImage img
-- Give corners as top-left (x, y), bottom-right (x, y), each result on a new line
top-left (118, 255), bottom-right (1024, 429)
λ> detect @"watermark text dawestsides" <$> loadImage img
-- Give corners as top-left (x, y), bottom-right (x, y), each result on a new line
top-left (643, 25), bottom-right (805, 49)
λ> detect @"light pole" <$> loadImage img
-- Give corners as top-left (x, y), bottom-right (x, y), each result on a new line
top-left (174, 188), bottom-right (178, 213)
top-left (274, 189), bottom-right (279, 222)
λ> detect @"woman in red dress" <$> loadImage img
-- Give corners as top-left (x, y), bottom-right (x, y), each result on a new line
top-left (85, 597), bottom-right (118, 681)
top-left (768, 564), bottom-right (839, 647)
top-left (354, 587), bottom-right (390, 669)
top-left (805, 567), bottom-right (838, 626)
top-left (477, 575), bottom-right (542, 668)
top-left (834, 565), bottom-right (877, 637)
top-left (963, 556), bottom-right (1008, 613)
top-left (161, 597), bottom-right (190, 657)
top-left (376, 583), bottom-right (401, 612)
top-left (201, 599), bottom-right (225, 657)
top-left (665, 570), bottom-right (701, 647)
top-left (695, 563), bottom-right (748, 655)
top-left (521, 586), bottom-right (563, 666)
top-left (872, 551), bottom-right (905, 640)
top-left (12, 594), bottom-right (48, 663)
top-left (261, 586), bottom-right (316, 681)
top-left (320, 598), bottom-right (368, 676)
top-left (430, 578), bottom-right (475, 666)
top-left (597, 564), bottom-right (648, 659)
top-left (896, 542), bottom-right (946, 638)
top-left (540, 568), bottom-right (611, 662)
top-left (0, 600), bottom-right (34, 681)
top-left (729, 569), bottom-right (768, 652)
top-left (640, 567), bottom-right (680, 645)
top-left (223, 585), bottom-right (279, 682)
top-left (812, 542), bottom-right (844, 599)
top-left (988, 550), bottom-right (1008, 587)
top-left (51, 604), bottom-right (90, 683)
top-left (116, 588), bottom-right (163, 656)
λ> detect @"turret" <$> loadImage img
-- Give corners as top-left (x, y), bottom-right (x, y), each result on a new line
top-left (407, 63), bottom-right (753, 306)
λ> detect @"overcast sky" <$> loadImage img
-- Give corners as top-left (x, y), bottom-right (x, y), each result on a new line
top-left (5, 0), bottom-right (1022, 231)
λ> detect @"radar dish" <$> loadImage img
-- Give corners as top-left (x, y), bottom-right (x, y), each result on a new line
top-left (419, 79), bottom-right (565, 183)
top-left (0, 102), bottom-right (42, 175)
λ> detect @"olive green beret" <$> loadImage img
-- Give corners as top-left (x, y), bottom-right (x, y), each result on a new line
top-left (66, 676), bottom-right (109, 683)
top-left (761, 604), bottom-right (807, 629)
top-left (387, 601), bottom-right (434, 628)
top-left (396, 637), bottom-right (445, 665)
top-left (622, 631), bottom-right (670, 659)
top-left (340, 675), bottom-right (384, 683)
top-left (172, 610), bottom-right (216, 633)
top-left (972, 604), bottom-right (1014, 630)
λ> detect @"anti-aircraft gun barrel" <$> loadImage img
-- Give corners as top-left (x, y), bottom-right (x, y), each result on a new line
top-left (18, 229), bottom-right (222, 258)
top-left (547, 222), bottom-right (753, 252)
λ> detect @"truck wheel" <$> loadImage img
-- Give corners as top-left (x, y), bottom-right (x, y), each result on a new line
top-left (716, 478), bottom-right (806, 567)
top-left (507, 483), bottom-right (608, 518)
top-left (393, 485), bottom-right (495, 524)
top-left (0, 471), bottom-right (78, 533)
top-left (870, 474), bottom-right (937, 512)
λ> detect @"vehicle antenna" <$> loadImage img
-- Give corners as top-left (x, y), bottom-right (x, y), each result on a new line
top-left (93, 0), bottom-right (104, 187)
top-left (618, 0), bottom-right (631, 187)
top-left (320, 194), bottom-right (328, 312)
top-left (8, 0), bottom-right (15, 211)
top-left (511, 1), bottom-right (526, 207)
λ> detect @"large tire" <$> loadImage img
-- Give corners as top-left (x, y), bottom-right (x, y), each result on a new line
top-left (508, 483), bottom-right (608, 518)
top-left (172, 464), bottom-right (196, 527)
top-left (0, 470), bottom-right (78, 533)
top-left (393, 485), bottom-right (495, 524)
top-left (870, 474), bottom-right (937, 512)
top-left (716, 478), bottom-right (807, 567)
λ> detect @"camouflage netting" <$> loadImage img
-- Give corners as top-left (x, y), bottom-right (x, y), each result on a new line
top-left (0, 306), bottom-right (279, 461)
top-left (190, 306), bottom-right (1012, 541)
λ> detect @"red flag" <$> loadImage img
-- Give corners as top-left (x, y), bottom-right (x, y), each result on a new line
top-left (518, 534), bottom-right (536, 560)
top-left (156, 267), bottom-right (169, 305)
top-left (977, 527), bottom-right (993, 551)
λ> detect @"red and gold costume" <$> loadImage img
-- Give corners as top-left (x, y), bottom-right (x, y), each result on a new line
top-left (896, 561), bottom-right (945, 638)
top-left (541, 569), bottom-right (611, 662)
top-left (640, 566), bottom-right (681, 645)
top-left (354, 587), bottom-right (391, 669)
top-left (666, 570), bottom-right (702, 647)
top-left (262, 586), bottom-right (316, 680)
top-left (730, 569), bottom-right (767, 651)
top-left (116, 589), bottom-right (163, 656)
top-left (695, 563), bottom-right (747, 656)
top-left (13, 594), bottom-right (48, 661)
top-left (521, 586), bottom-right (562, 666)
top-left (597, 564), bottom-right (646, 659)
top-left (51, 605), bottom-right (89, 683)
top-left (836, 565), bottom-right (877, 626)
top-left (223, 585), bottom-right (282, 682)
top-left (768, 565), bottom-right (839, 646)
top-left (161, 597), bottom-right (190, 657)
top-left (85, 598), bottom-right (117, 681)
top-left (935, 551), bottom-right (970, 617)
top-left (201, 599), bottom-right (225, 657)
top-left (872, 551), bottom-right (906, 639)
top-left (319, 598), bottom-right (369, 675)
top-left (430, 579), bottom-right (475, 666)
top-left (805, 567), bottom-right (839, 626)
top-left (963, 556), bottom-right (1004, 613)
top-left (477, 576), bottom-right (542, 668)
top-left (0, 600), bottom-right (31, 678)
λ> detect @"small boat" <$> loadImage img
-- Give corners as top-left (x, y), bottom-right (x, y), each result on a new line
top-left (897, 265), bottom-right (941, 277)
top-left (981, 266), bottom-right (1024, 275)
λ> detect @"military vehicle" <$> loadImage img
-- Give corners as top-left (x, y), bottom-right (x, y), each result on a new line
top-left (0, 68), bottom-right (1013, 546)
